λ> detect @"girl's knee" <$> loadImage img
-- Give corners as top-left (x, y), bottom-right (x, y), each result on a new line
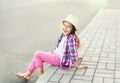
top-left (34, 51), bottom-right (42, 58)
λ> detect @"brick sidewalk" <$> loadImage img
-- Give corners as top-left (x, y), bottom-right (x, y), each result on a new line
top-left (36, 8), bottom-right (120, 83)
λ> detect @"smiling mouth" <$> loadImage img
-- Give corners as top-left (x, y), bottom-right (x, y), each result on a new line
top-left (64, 30), bottom-right (68, 33)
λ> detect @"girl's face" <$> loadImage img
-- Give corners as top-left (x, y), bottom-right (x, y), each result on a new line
top-left (62, 21), bottom-right (73, 36)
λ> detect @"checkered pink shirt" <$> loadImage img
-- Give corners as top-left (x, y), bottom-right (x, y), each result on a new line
top-left (52, 33), bottom-right (78, 68)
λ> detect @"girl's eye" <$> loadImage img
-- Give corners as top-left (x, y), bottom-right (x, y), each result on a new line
top-left (63, 24), bottom-right (65, 26)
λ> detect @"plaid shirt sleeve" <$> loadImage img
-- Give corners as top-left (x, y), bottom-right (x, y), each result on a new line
top-left (68, 36), bottom-right (78, 63)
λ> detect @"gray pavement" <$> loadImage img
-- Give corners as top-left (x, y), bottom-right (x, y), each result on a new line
top-left (36, 8), bottom-right (120, 83)
top-left (0, 0), bottom-right (120, 83)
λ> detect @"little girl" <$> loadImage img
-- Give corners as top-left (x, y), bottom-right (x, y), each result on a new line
top-left (16, 14), bottom-right (88, 80)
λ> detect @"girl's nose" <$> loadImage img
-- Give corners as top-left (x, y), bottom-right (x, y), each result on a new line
top-left (63, 26), bottom-right (67, 30)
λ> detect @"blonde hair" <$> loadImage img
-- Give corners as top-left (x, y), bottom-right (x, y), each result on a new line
top-left (75, 33), bottom-right (80, 49)
top-left (71, 25), bottom-right (80, 49)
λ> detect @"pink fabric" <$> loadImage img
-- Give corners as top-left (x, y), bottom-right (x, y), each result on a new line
top-left (27, 51), bottom-right (60, 73)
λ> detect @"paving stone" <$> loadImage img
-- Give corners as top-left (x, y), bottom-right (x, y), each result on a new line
top-left (87, 65), bottom-right (96, 69)
top-left (70, 79), bottom-right (91, 83)
top-left (56, 68), bottom-right (75, 75)
top-left (99, 58), bottom-right (115, 63)
top-left (115, 71), bottom-right (120, 78)
top-left (73, 75), bottom-right (93, 81)
top-left (86, 51), bottom-right (100, 55)
top-left (116, 50), bottom-right (120, 54)
top-left (95, 73), bottom-right (114, 78)
top-left (100, 57), bottom-right (115, 61)
top-left (49, 73), bottom-right (63, 82)
top-left (47, 81), bottom-right (58, 83)
top-left (116, 54), bottom-right (120, 57)
top-left (85, 69), bottom-right (95, 76)
top-left (82, 56), bottom-right (91, 62)
top-left (116, 58), bottom-right (120, 64)
top-left (36, 66), bottom-right (59, 83)
top-left (93, 77), bottom-right (103, 83)
top-left (94, 49), bottom-right (101, 53)
top-left (115, 79), bottom-right (120, 83)
top-left (87, 48), bottom-right (95, 52)
top-left (102, 45), bottom-right (109, 49)
top-left (106, 63), bottom-right (115, 70)
top-left (104, 78), bottom-right (114, 83)
top-left (59, 74), bottom-right (73, 83)
top-left (102, 49), bottom-right (110, 53)
top-left (81, 61), bottom-right (97, 66)
top-left (97, 62), bottom-right (106, 69)
top-left (78, 52), bottom-right (85, 56)
top-left (116, 64), bottom-right (120, 71)
top-left (108, 53), bottom-right (116, 58)
top-left (100, 52), bottom-right (108, 58)
top-left (90, 57), bottom-right (99, 62)
top-left (74, 69), bottom-right (86, 76)
top-left (96, 69), bottom-right (114, 74)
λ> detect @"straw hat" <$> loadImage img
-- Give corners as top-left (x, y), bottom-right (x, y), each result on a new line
top-left (63, 14), bottom-right (79, 30)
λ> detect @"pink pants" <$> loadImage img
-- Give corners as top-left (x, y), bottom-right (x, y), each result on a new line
top-left (27, 51), bottom-right (60, 73)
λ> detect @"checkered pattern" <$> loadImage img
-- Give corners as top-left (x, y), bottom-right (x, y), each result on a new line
top-left (53, 33), bottom-right (78, 68)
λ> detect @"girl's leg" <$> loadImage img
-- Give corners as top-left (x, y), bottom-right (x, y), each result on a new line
top-left (31, 51), bottom-right (60, 75)
top-left (15, 71), bottom-right (31, 80)
top-left (16, 55), bottom-right (36, 80)
top-left (38, 68), bottom-right (44, 76)
top-left (16, 51), bottom-right (60, 79)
